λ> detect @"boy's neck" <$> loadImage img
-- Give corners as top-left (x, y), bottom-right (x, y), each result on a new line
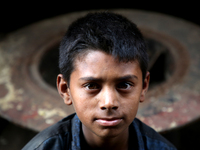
top-left (82, 125), bottom-right (129, 150)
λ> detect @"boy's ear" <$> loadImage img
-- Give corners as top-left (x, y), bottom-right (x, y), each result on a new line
top-left (140, 72), bottom-right (150, 103)
top-left (57, 74), bottom-right (72, 105)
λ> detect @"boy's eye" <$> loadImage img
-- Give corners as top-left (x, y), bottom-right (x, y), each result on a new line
top-left (117, 82), bottom-right (133, 90)
top-left (84, 83), bottom-right (101, 90)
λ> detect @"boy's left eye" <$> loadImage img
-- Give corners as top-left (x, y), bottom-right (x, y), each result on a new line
top-left (117, 82), bottom-right (133, 90)
top-left (84, 83), bottom-right (101, 90)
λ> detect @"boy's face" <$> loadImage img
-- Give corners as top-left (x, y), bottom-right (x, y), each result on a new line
top-left (57, 50), bottom-right (149, 140)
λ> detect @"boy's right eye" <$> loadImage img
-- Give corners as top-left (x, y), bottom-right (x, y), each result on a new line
top-left (84, 83), bottom-right (101, 90)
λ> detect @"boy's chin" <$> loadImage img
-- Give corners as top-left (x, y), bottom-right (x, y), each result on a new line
top-left (84, 124), bottom-right (128, 140)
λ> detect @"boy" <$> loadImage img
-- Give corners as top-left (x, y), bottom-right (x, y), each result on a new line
top-left (23, 12), bottom-right (177, 150)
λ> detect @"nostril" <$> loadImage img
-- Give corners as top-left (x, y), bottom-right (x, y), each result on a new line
top-left (100, 106), bottom-right (118, 110)
top-left (101, 107), bottom-right (107, 110)
top-left (112, 106), bottom-right (118, 110)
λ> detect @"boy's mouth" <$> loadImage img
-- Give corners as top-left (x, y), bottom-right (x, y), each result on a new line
top-left (95, 118), bottom-right (122, 127)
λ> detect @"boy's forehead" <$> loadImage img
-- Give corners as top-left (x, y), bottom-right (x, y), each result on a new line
top-left (75, 50), bottom-right (137, 65)
top-left (73, 50), bottom-right (142, 79)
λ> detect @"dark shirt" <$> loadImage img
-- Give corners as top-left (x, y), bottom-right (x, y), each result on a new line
top-left (22, 113), bottom-right (177, 150)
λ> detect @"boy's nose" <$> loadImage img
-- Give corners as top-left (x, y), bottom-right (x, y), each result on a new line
top-left (99, 87), bottom-right (119, 110)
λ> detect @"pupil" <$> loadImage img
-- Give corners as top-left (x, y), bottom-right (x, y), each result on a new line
top-left (119, 83), bottom-right (128, 89)
top-left (89, 83), bottom-right (98, 89)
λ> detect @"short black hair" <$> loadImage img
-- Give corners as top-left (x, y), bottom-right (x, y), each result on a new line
top-left (59, 12), bottom-right (148, 85)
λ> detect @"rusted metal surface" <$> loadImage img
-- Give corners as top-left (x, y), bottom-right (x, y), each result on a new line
top-left (0, 9), bottom-right (200, 132)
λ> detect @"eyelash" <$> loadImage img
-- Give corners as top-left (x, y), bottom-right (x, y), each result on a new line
top-left (116, 82), bottom-right (134, 90)
top-left (83, 83), bottom-right (101, 90)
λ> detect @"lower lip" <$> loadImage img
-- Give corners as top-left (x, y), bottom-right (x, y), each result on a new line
top-left (95, 119), bottom-right (122, 127)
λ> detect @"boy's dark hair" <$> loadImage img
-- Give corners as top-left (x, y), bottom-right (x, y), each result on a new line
top-left (59, 12), bottom-right (148, 85)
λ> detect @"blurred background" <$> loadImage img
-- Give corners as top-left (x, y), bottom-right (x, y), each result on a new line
top-left (0, 2), bottom-right (200, 35)
top-left (0, 2), bottom-right (200, 150)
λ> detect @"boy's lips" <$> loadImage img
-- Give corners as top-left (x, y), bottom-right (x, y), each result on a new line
top-left (95, 118), bottom-right (122, 127)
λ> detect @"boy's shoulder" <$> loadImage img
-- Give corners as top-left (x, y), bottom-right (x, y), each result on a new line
top-left (132, 118), bottom-right (177, 150)
top-left (22, 113), bottom-right (76, 150)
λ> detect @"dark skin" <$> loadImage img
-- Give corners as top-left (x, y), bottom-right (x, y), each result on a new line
top-left (57, 50), bottom-right (150, 150)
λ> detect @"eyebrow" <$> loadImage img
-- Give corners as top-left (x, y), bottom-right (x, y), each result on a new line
top-left (117, 75), bottom-right (138, 81)
top-left (79, 75), bottom-right (138, 81)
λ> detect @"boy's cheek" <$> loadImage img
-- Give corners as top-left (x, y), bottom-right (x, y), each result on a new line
top-left (71, 93), bottom-right (97, 111)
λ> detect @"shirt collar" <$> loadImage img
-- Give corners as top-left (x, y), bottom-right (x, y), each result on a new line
top-left (131, 120), bottom-right (145, 150)
top-left (71, 114), bottom-right (81, 150)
